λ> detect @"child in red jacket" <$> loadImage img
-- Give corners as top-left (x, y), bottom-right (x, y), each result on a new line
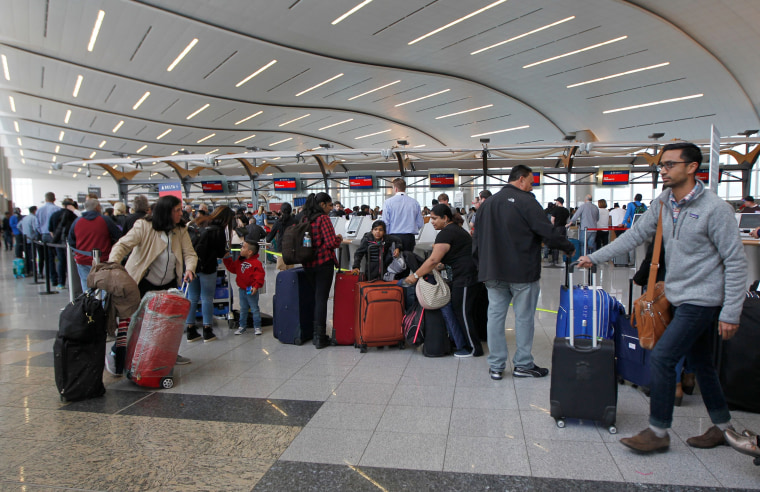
top-left (223, 237), bottom-right (265, 335)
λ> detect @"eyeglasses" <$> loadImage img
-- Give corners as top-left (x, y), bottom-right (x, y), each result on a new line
top-left (657, 160), bottom-right (690, 171)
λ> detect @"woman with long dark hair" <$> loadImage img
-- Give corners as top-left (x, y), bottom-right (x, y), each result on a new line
top-left (185, 205), bottom-right (236, 342)
top-left (301, 192), bottom-right (342, 348)
top-left (266, 202), bottom-right (297, 270)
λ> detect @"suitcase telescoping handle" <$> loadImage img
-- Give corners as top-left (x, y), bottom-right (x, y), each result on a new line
top-left (567, 260), bottom-right (598, 348)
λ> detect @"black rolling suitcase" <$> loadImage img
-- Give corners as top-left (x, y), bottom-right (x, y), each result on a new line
top-left (422, 308), bottom-right (451, 357)
top-left (550, 263), bottom-right (618, 433)
top-left (717, 290), bottom-right (760, 413)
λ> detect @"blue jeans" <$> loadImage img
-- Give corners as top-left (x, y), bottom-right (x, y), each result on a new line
top-left (239, 288), bottom-right (261, 329)
top-left (648, 304), bottom-right (730, 429)
top-left (76, 263), bottom-right (92, 293)
top-left (581, 229), bottom-right (596, 255)
top-left (440, 303), bottom-right (468, 351)
top-left (485, 279), bottom-right (541, 371)
top-left (185, 272), bottom-right (217, 326)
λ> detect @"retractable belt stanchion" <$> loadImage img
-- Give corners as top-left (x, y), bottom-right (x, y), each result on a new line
top-left (39, 238), bottom-right (58, 296)
top-left (66, 243), bottom-right (78, 303)
top-left (29, 237), bottom-right (42, 285)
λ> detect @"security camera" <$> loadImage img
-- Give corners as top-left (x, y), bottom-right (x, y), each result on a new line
top-left (86, 169), bottom-right (91, 178)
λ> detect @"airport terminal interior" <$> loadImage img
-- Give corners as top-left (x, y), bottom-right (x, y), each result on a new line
top-left (2, 0), bottom-right (760, 490)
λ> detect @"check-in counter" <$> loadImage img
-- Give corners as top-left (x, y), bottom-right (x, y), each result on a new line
top-left (414, 222), bottom-right (439, 257)
top-left (341, 216), bottom-right (373, 269)
top-left (743, 239), bottom-right (760, 289)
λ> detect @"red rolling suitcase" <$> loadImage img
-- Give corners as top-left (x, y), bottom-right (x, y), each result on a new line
top-left (354, 280), bottom-right (405, 353)
top-left (125, 290), bottom-right (190, 389)
top-left (332, 272), bottom-right (361, 345)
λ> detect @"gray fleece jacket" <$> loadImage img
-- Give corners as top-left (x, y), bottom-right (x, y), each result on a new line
top-left (588, 183), bottom-right (747, 324)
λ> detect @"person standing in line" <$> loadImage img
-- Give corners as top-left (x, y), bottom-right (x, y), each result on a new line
top-left (266, 202), bottom-right (297, 271)
top-left (739, 196), bottom-right (760, 213)
top-left (9, 208), bottom-right (23, 259)
top-left (48, 199), bottom-right (79, 289)
top-left (469, 190), bottom-right (492, 233)
top-left (18, 207), bottom-right (37, 271)
top-left (68, 199), bottom-right (123, 293)
top-left (123, 195), bottom-right (150, 235)
top-left (595, 199), bottom-right (611, 251)
top-left (548, 197), bottom-right (570, 266)
top-left (382, 178), bottom-right (424, 252)
top-left (36, 192), bottom-right (61, 285)
top-left (622, 193), bottom-right (648, 229)
top-left (577, 142), bottom-right (746, 453)
top-left (567, 194), bottom-right (599, 255)
top-left (474, 165), bottom-right (575, 381)
top-left (2, 212), bottom-right (12, 251)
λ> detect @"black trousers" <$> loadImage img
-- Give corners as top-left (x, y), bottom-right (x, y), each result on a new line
top-left (551, 226), bottom-right (568, 263)
top-left (395, 233), bottom-right (416, 253)
top-left (303, 261), bottom-right (335, 329)
top-left (451, 281), bottom-right (487, 354)
top-left (138, 277), bottom-right (178, 298)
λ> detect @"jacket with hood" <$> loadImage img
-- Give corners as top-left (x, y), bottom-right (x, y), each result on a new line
top-left (223, 253), bottom-right (265, 290)
top-left (352, 232), bottom-right (403, 280)
top-left (68, 211), bottom-right (122, 266)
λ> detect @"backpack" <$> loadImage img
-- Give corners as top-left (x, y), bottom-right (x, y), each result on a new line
top-left (187, 223), bottom-right (215, 260)
top-left (634, 202), bottom-right (647, 214)
top-left (281, 217), bottom-right (314, 265)
top-left (58, 290), bottom-right (107, 341)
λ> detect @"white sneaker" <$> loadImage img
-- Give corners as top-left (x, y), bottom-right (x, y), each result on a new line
top-left (234, 327), bottom-right (247, 335)
top-left (254, 327), bottom-right (262, 336)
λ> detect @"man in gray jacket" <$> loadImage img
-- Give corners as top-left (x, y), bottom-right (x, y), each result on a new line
top-left (577, 142), bottom-right (746, 453)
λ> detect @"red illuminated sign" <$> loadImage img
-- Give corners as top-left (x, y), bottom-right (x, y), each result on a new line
top-left (430, 173), bottom-right (455, 188)
top-left (601, 170), bottom-right (630, 185)
top-left (273, 177), bottom-right (298, 190)
top-left (532, 172), bottom-right (541, 187)
top-left (349, 175), bottom-right (374, 190)
top-left (201, 181), bottom-right (224, 193)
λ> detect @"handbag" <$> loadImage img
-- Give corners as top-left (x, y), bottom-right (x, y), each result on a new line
top-left (632, 206), bottom-right (672, 350)
top-left (415, 268), bottom-right (451, 310)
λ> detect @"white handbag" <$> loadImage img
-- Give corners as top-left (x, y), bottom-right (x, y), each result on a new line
top-left (415, 268), bottom-right (451, 310)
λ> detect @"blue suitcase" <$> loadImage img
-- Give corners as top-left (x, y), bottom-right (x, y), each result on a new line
top-left (273, 268), bottom-right (315, 345)
top-left (556, 263), bottom-right (619, 340)
top-left (614, 280), bottom-right (651, 389)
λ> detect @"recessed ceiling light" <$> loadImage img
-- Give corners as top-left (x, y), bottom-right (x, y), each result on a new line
top-left (102, 171), bottom-right (109, 175)
top-left (89, 151), bottom-right (96, 158)
top-left (64, 109), bottom-right (71, 124)
top-left (408, 0), bottom-right (508, 45)
top-left (59, 131), bottom-right (65, 141)
top-left (236, 60), bottom-right (277, 87)
top-left (413, 144), bottom-right (426, 148)
top-left (156, 128), bottom-right (172, 140)
top-left (295, 74), bottom-right (344, 97)
top-left (73, 75), bottom-right (84, 97)
top-left (171, 151), bottom-right (179, 156)
top-left (112, 121), bottom-right (124, 133)
top-left (167, 38), bottom-right (198, 72)
top-left (19, 149), bottom-right (24, 156)
top-left (205, 148), bottom-right (219, 155)
top-left (523, 36), bottom-right (627, 69)
top-left (355, 129), bottom-right (391, 140)
top-left (16, 137), bottom-right (22, 146)
top-left (87, 10), bottom-right (105, 52)
top-left (1, 54), bottom-right (9, 80)
top-left (8, 95), bottom-right (16, 112)
top-left (471, 16), bottom-right (575, 55)
top-left (187, 104), bottom-right (209, 120)
top-left (471, 125), bottom-right (530, 137)
top-left (566, 62), bottom-right (670, 88)
top-left (235, 111), bottom-right (263, 125)
top-left (52, 156), bottom-right (57, 162)
top-left (332, 0), bottom-right (373, 25)
top-left (271, 157), bottom-right (281, 160)
top-left (13, 121), bottom-right (19, 132)
top-left (99, 140), bottom-right (106, 148)
top-left (235, 134), bottom-right (256, 144)
top-left (348, 80), bottom-right (401, 101)
top-left (435, 104), bottom-right (493, 119)
top-left (269, 138), bottom-right (293, 146)
top-left (197, 133), bottom-right (215, 143)
top-left (48, 169), bottom-right (51, 173)
top-left (97, 176), bottom-right (101, 179)
top-left (55, 145), bottom-right (60, 153)
top-left (21, 158), bottom-right (25, 164)
top-left (133, 91), bottom-right (150, 110)
top-left (395, 89), bottom-right (450, 107)
top-left (319, 119), bottom-right (354, 131)
top-left (136, 145), bottom-right (147, 153)
top-left (279, 114), bottom-right (311, 127)
top-left (77, 167), bottom-right (82, 172)
top-left (602, 94), bottom-right (703, 114)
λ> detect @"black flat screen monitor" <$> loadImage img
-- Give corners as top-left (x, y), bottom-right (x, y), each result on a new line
top-left (346, 215), bottom-right (363, 236)
top-left (738, 213), bottom-right (760, 231)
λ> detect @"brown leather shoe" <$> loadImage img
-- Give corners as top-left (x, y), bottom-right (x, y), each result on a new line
top-left (682, 372), bottom-right (696, 395)
top-left (674, 382), bottom-right (683, 407)
top-left (620, 428), bottom-right (670, 453)
top-left (686, 425), bottom-right (727, 448)
top-left (725, 428), bottom-right (760, 457)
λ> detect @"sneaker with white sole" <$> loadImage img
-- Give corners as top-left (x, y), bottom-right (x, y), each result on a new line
top-left (234, 327), bottom-right (248, 335)
top-left (175, 355), bottom-right (191, 365)
top-left (254, 327), bottom-right (262, 336)
top-left (454, 349), bottom-right (472, 358)
top-left (512, 364), bottom-right (549, 378)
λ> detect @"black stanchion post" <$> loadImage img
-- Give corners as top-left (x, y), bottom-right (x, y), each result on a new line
top-left (30, 239), bottom-right (42, 284)
top-left (39, 238), bottom-right (58, 296)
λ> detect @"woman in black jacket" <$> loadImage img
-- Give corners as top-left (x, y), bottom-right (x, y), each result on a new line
top-left (266, 202), bottom-right (297, 270)
top-left (351, 220), bottom-right (402, 280)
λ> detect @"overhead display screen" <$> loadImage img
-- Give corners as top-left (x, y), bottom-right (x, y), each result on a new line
top-left (273, 177), bottom-right (298, 191)
top-left (349, 175), bottom-right (375, 190)
top-left (601, 169), bottom-right (630, 185)
top-left (430, 173), bottom-right (456, 189)
top-left (201, 181), bottom-right (224, 193)
top-left (532, 171), bottom-right (542, 187)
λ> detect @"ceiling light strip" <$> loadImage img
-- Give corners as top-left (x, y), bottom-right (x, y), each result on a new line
top-left (1, 54), bottom-right (9, 80)
top-left (8, 95), bottom-right (15, 112)
top-left (435, 104), bottom-right (493, 119)
top-left (136, 145), bottom-right (147, 153)
top-left (13, 121), bottom-right (19, 132)
top-left (567, 62), bottom-right (670, 88)
top-left (296, 73), bottom-right (344, 97)
top-left (395, 89), bottom-right (450, 107)
top-left (235, 111), bottom-right (263, 125)
top-left (167, 38), bottom-right (199, 72)
top-left (89, 151), bottom-right (97, 158)
top-left (186, 103), bottom-right (210, 119)
top-left (602, 93), bottom-right (703, 114)
top-left (64, 109), bottom-right (71, 124)
top-left (523, 36), bottom-right (627, 69)
top-left (87, 10), bottom-right (105, 52)
top-left (319, 118), bottom-right (354, 130)
top-left (236, 60), bottom-right (277, 87)
top-left (99, 140), bottom-right (106, 148)
top-left (269, 138), bottom-right (293, 146)
top-left (132, 91), bottom-right (151, 110)
top-left (279, 114), bottom-right (311, 127)
top-left (197, 133), bottom-right (216, 143)
top-left (112, 121), bottom-right (124, 133)
top-left (54, 145), bottom-right (60, 153)
top-left (408, 0), bottom-right (508, 45)
top-left (355, 129), bottom-right (391, 140)
top-left (332, 0), bottom-right (373, 25)
top-left (72, 75), bottom-right (84, 97)
top-left (235, 134), bottom-right (256, 144)
top-left (58, 131), bottom-right (65, 141)
top-left (348, 80), bottom-right (401, 101)
top-left (205, 148), bottom-right (219, 155)
top-left (156, 129), bottom-right (172, 140)
top-left (471, 125), bottom-right (530, 137)
top-left (471, 16), bottom-right (575, 55)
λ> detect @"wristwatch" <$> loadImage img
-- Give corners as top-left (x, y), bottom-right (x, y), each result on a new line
top-left (413, 272), bottom-right (419, 279)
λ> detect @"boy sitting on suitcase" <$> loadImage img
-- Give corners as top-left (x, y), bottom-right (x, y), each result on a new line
top-left (224, 235), bottom-right (265, 335)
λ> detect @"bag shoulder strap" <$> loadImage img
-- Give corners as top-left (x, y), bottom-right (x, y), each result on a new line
top-left (646, 206), bottom-right (664, 300)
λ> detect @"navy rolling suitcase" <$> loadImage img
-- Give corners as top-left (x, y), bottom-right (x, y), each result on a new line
top-left (273, 268), bottom-right (315, 345)
top-left (564, 238), bottom-right (582, 263)
top-left (556, 262), bottom-right (618, 340)
top-left (550, 263), bottom-right (618, 433)
top-left (614, 279), bottom-right (652, 390)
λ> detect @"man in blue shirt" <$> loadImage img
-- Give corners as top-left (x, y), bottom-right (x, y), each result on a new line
top-left (622, 193), bottom-right (647, 228)
top-left (19, 206), bottom-right (38, 274)
top-left (8, 208), bottom-right (23, 258)
top-left (35, 192), bottom-right (61, 285)
top-left (382, 178), bottom-right (424, 252)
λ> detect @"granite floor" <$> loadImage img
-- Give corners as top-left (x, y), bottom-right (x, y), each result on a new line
top-left (0, 247), bottom-right (758, 491)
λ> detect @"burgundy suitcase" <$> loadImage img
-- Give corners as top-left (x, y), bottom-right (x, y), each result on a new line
top-left (125, 291), bottom-right (190, 389)
top-left (354, 280), bottom-right (405, 353)
top-left (333, 272), bottom-right (361, 345)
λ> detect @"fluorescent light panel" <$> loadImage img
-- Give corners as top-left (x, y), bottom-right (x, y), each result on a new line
top-left (156, 128), bottom-right (172, 140)
top-left (269, 138), bottom-right (292, 146)
top-left (99, 140), bottom-right (106, 148)
top-left (523, 36), bottom-right (627, 68)
top-left (332, 0), bottom-right (373, 25)
top-left (54, 145), bottom-right (60, 153)
top-left (279, 114), bottom-right (310, 127)
top-left (73, 75), bottom-right (83, 97)
top-left (602, 93), bottom-right (703, 114)
top-left (64, 109), bottom-right (71, 124)
top-left (319, 118), bottom-right (354, 130)
top-left (167, 38), bottom-right (198, 71)
top-left (205, 148), bottom-right (219, 155)
top-left (395, 89), bottom-right (450, 107)
top-left (112, 121), bottom-right (123, 132)
top-left (132, 91), bottom-right (150, 110)
top-left (235, 111), bottom-right (263, 125)
top-left (413, 144), bottom-right (426, 148)
top-left (136, 145), bottom-right (147, 153)
top-left (87, 10), bottom-right (105, 52)
top-left (19, 149), bottom-right (24, 156)
top-left (566, 62), bottom-right (670, 88)
top-left (186, 103), bottom-right (209, 119)
top-left (348, 80), bottom-right (401, 101)
top-left (235, 134), bottom-right (256, 144)
top-left (435, 104), bottom-right (493, 119)
top-left (296, 73), bottom-right (344, 97)
top-left (408, 0), bottom-right (508, 45)
top-left (13, 121), bottom-right (19, 132)
top-left (355, 129), bottom-right (391, 140)
top-left (1, 54), bottom-right (9, 80)
top-left (236, 60), bottom-right (277, 87)
top-left (58, 131), bottom-right (65, 141)
top-left (471, 16), bottom-right (574, 55)
top-left (89, 151), bottom-right (97, 158)
top-left (471, 125), bottom-right (530, 137)
top-left (8, 95), bottom-right (15, 112)
top-left (197, 133), bottom-right (215, 143)
top-left (16, 137), bottom-right (22, 146)
top-left (52, 156), bottom-right (57, 162)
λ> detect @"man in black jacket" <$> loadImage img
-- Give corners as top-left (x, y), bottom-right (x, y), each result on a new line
top-left (474, 165), bottom-right (575, 380)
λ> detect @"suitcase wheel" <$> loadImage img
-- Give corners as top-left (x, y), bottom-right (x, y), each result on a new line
top-left (160, 377), bottom-right (174, 389)
top-left (294, 337), bottom-right (303, 346)
top-left (228, 319), bottom-right (238, 330)
top-left (754, 457), bottom-right (760, 466)
top-left (397, 341), bottom-right (405, 350)
top-left (608, 426), bottom-right (617, 434)
top-left (556, 419), bottom-right (566, 429)
top-left (359, 344), bottom-right (367, 353)
top-left (125, 371), bottom-right (133, 380)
